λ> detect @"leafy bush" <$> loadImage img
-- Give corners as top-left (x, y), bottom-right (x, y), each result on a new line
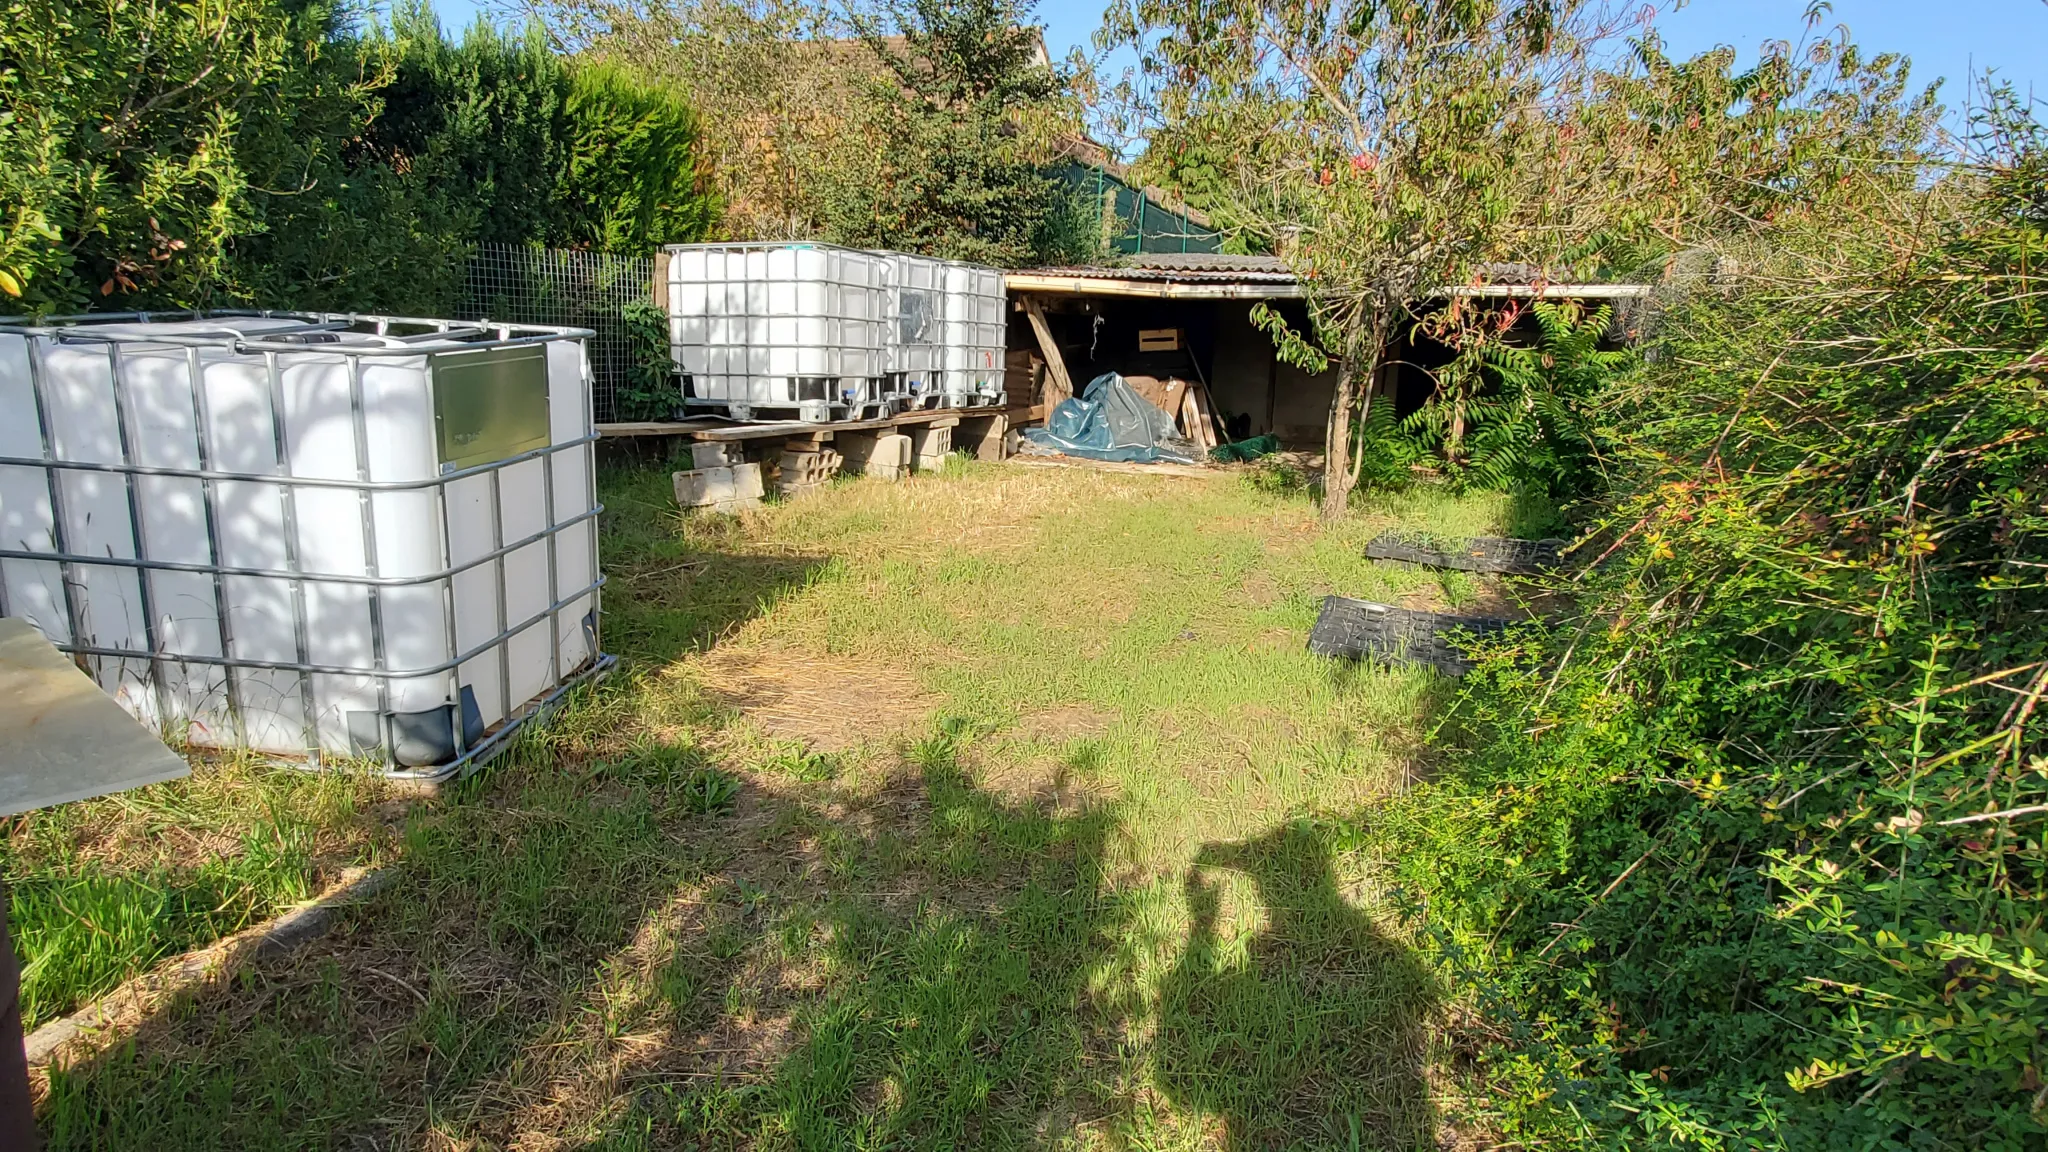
top-left (2, 0), bottom-right (714, 314)
top-left (1241, 457), bottom-right (1311, 498)
top-left (558, 64), bottom-right (719, 252)
top-left (1350, 398), bottom-right (1428, 491)
top-left (813, 0), bottom-right (1083, 267)
top-left (1405, 301), bottom-right (1633, 498)
top-left (0, 0), bottom-right (332, 309)
top-left (369, 14), bottom-right (716, 255)
top-left (617, 300), bottom-right (680, 421)
top-left (1362, 145), bottom-right (2048, 1147)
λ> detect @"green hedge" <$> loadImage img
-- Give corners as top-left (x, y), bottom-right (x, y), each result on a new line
top-left (0, 0), bottom-right (716, 315)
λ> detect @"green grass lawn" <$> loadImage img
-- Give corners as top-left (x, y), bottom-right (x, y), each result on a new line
top-left (36, 457), bottom-right (1525, 1150)
top-left (4, 754), bottom-right (400, 1032)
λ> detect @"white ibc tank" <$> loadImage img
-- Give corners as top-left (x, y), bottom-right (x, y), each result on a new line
top-left (0, 312), bottom-right (608, 778)
top-left (879, 251), bottom-right (946, 402)
top-left (941, 261), bottom-right (1007, 406)
top-left (665, 243), bottom-right (890, 419)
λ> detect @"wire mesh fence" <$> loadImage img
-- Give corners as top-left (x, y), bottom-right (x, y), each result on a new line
top-left (464, 244), bottom-right (657, 423)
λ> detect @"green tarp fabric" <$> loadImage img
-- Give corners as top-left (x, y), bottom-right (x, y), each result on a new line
top-left (1210, 434), bottom-right (1278, 463)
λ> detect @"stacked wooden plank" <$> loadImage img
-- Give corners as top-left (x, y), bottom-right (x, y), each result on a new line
top-left (1123, 374), bottom-right (1224, 452)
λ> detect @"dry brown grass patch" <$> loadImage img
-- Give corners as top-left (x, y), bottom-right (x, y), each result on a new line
top-left (1016, 703), bottom-right (1117, 744)
top-left (692, 645), bottom-right (934, 752)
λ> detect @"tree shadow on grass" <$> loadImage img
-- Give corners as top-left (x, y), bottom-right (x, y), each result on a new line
top-left (1153, 820), bottom-right (1441, 1151)
top-left (34, 720), bottom-right (1443, 1150)
top-left (598, 464), bottom-right (835, 664)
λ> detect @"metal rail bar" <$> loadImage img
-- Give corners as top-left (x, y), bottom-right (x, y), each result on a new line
top-left (0, 507), bottom-right (602, 585)
top-left (0, 434), bottom-right (597, 490)
top-left (21, 336), bottom-right (86, 659)
top-left (47, 575), bottom-right (606, 679)
top-left (186, 344), bottom-right (245, 742)
top-left (105, 341), bottom-right (172, 727)
top-left (265, 350), bottom-right (323, 763)
top-left (346, 356), bottom-right (397, 770)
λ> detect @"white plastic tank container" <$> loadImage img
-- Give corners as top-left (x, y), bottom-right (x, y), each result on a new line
top-left (0, 312), bottom-right (611, 779)
top-left (877, 251), bottom-right (946, 406)
top-left (941, 261), bottom-right (1007, 407)
top-left (665, 243), bottom-right (890, 422)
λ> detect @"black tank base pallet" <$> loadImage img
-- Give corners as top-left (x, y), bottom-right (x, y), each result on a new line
top-left (681, 399), bottom-right (898, 425)
top-left (1366, 532), bottom-right (1566, 575)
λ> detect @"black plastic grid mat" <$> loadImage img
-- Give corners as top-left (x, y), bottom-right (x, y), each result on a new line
top-left (1365, 532), bottom-right (1567, 575)
top-left (1306, 596), bottom-right (1514, 677)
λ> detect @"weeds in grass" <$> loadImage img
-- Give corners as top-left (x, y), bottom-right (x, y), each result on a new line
top-left (765, 744), bottom-right (841, 782)
top-left (1240, 457), bottom-right (1310, 497)
top-left (678, 769), bottom-right (742, 816)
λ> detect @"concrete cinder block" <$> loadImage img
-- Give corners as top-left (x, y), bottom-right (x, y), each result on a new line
top-left (908, 424), bottom-right (952, 471)
top-left (832, 431), bottom-right (880, 470)
top-left (774, 448), bottom-right (842, 495)
top-left (730, 461), bottom-right (765, 500)
top-left (674, 463), bottom-right (764, 512)
top-left (959, 415), bottom-right (1008, 461)
top-left (862, 434), bottom-right (912, 480)
top-left (689, 441), bottom-right (739, 469)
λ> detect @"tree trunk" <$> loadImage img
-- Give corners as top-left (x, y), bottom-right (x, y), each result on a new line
top-left (1322, 363), bottom-right (1358, 522)
top-left (1447, 395), bottom-right (1466, 464)
top-left (1321, 307), bottom-right (1387, 524)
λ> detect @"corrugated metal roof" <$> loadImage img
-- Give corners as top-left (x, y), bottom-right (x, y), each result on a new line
top-left (1011, 255), bottom-right (1653, 299)
top-left (1127, 253), bottom-right (1290, 274)
top-left (1020, 256), bottom-right (1297, 284)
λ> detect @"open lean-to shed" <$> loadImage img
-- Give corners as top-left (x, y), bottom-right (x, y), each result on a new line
top-left (1001, 255), bottom-right (1653, 448)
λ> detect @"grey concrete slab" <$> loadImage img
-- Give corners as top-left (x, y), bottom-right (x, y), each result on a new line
top-left (0, 618), bottom-right (190, 815)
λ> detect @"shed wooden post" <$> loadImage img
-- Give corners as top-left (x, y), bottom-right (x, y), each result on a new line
top-left (1021, 295), bottom-right (1074, 407)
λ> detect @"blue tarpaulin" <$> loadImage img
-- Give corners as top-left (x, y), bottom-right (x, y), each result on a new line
top-left (1022, 373), bottom-right (1198, 464)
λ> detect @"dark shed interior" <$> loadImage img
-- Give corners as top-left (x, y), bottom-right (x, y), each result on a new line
top-left (1006, 296), bottom-right (1341, 446)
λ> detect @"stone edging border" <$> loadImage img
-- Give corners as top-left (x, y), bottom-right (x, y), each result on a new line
top-left (25, 865), bottom-right (396, 1068)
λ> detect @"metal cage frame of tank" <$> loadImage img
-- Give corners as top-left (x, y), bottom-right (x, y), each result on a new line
top-left (663, 242), bottom-right (894, 422)
top-left (0, 310), bottom-right (615, 782)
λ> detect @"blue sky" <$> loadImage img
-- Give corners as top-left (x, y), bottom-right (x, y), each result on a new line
top-left (429, 0), bottom-right (2046, 115)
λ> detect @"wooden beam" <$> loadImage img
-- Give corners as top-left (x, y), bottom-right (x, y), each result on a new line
top-left (597, 407), bottom-right (965, 442)
top-left (1020, 295), bottom-right (1074, 407)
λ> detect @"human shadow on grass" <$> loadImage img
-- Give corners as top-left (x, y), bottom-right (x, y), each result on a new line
top-left (1152, 820), bottom-right (1441, 1151)
top-left (568, 726), bottom-right (1131, 1151)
